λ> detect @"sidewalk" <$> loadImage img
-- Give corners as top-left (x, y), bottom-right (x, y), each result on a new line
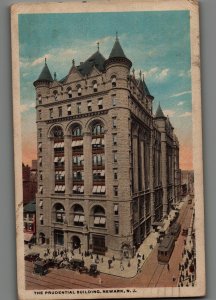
top-left (24, 200), bottom-right (186, 278)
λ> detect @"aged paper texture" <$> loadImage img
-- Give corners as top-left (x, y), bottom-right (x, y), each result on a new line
top-left (11, 0), bottom-right (205, 299)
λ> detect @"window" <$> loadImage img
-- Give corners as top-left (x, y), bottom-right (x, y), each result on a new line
top-left (37, 94), bottom-right (42, 104)
top-left (112, 94), bottom-right (117, 106)
top-left (113, 151), bottom-right (117, 163)
top-left (40, 214), bottom-right (44, 225)
top-left (111, 76), bottom-right (117, 87)
top-left (87, 100), bottom-right (92, 112)
top-left (39, 200), bottom-right (43, 209)
top-left (72, 126), bottom-right (82, 137)
top-left (98, 98), bottom-right (103, 109)
top-left (113, 169), bottom-right (118, 180)
top-left (93, 154), bottom-right (104, 166)
top-left (53, 90), bottom-right (58, 100)
top-left (112, 117), bottom-right (117, 129)
top-left (93, 206), bottom-right (106, 227)
top-left (112, 134), bottom-right (117, 146)
top-left (39, 157), bottom-right (42, 167)
top-left (114, 204), bottom-right (119, 215)
top-left (58, 106), bottom-right (62, 117)
top-left (114, 186), bottom-right (118, 196)
top-left (39, 171), bottom-right (43, 181)
top-left (38, 128), bottom-right (42, 138)
top-left (77, 103), bottom-right (81, 114)
top-left (77, 85), bottom-right (82, 96)
top-left (73, 185), bottom-right (84, 194)
top-left (67, 87), bottom-right (72, 98)
top-left (49, 108), bottom-right (53, 119)
top-left (38, 110), bottom-right (42, 120)
top-left (39, 185), bottom-right (43, 195)
top-left (92, 123), bottom-right (104, 136)
top-left (114, 221), bottom-right (119, 234)
top-left (38, 143), bottom-right (42, 153)
top-left (93, 82), bottom-right (98, 92)
top-left (54, 204), bottom-right (65, 223)
top-left (67, 105), bottom-right (71, 115)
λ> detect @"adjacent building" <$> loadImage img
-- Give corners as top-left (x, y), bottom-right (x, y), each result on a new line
top-left (33, 36), bottom-right (181, 258)
top-left (22, 160), bottom-right (38, 204)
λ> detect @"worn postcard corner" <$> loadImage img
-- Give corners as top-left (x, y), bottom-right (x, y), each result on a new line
top-left (11, 0), bottom-right (205, 299)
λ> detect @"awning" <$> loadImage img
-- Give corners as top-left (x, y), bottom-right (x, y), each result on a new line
top-left (39, 200), bottom-right (43, 207)
top-left (61, 157), bottom-right (65, 162)
top-left (73, 185), bottom-right (77, 191)
top-left (60, 142), bottom-right (64, 148)
top-left (100, 217), bottom-right (106, 224)
top-left (98, 99), bottom-right (103, 106)
top-left (38, 157), bottom-right (42, 163)
top-left (61, 186), bottom-right (65, 191)
top-left (91, 138), bottom-right (97, 145)
top-left (114, 204), bottom-right (118, 212)
top-left (24, 233), bottom-right (33, 242)
top-left (67, 105), bottom-right (71, 111)
top-left (101, 139), bottom-right (105, 145)
top-left (54, 157), bottom-right (58, 162)
top-left (101, 186), bottom-right (106, 193)
top-left (94, 217), bottom-right (100, 225)
top-left (96, 138), bottom-right (100, 144)
top-left (38, 143), bottom-right (42, 149)
top-left (112, 77), bottom-right (116, 83)
top-left (101, 170), bottom-right (105, 176)
top-left (40, 215), bottom-right (43, 221)
top-left (74, 215), bottom-right (79, 222)
top-left (88, 101), bottom-right (92, 107)
top-left (96, 186), bottom-right (101, 193)
top-left (92, 186), bottom-right (97, 193)
top-left (39, 186), bottom-right (43, 193)
top-left (80, 186), bottom-right (84, 193)
top-left (79, 215), bottom-right (85, 222)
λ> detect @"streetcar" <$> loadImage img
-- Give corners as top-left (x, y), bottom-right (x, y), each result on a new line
top-left (157, 234), bottom-right (175, 263)
top-left (168, 222), bottom-right (181, 240)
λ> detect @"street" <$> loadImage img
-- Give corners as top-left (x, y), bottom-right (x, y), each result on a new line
top-left (25, 198), bottom-right (195, 290)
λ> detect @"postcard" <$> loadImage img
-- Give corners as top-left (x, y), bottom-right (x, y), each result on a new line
top-left (11, 0), bottom-right (205, 299)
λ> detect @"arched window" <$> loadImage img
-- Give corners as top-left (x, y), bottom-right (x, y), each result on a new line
top-left (67, 87), bottom-right (72, 98)
top-left (111, 76), bottom-right (117, 87)
top-left (51, 126), bottom-right (64, 139)
top-left (54, 203), bottom-right (65, 223)
top-left (92, 123), bottom-right (104, 136)
top-left (53, 90), bottom-right (58, 100)
top-left (93, 81), bottom-right (98, 92)
top-left (72, 204), bottom-right (85, 226)
top-left (72, 125), bottom-right (82, 137)
top-left (77, 84), bottom-right (82, 96)
top-left (37, 94), bottom-right (42, 104)
top-left (93, 205), bottom-right (106, 228)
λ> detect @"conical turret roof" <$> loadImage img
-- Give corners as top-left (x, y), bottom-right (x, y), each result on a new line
top-left (109, 36), bottom-right (127, 59)
top-left (36, 59), bottom-right (53, 82)
top-left (155, 103), bottom-right (166, 118)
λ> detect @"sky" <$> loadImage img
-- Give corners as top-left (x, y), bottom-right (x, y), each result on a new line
top-left (19, 10), bottom-right (192, 170)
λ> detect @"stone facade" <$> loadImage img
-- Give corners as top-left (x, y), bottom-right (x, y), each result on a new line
top-left (33, 37), bottom-right (181, 258)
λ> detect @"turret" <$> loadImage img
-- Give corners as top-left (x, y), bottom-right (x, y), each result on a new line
top-left (104, 34), bottom-right (132, 81)
top-left (33, 58), bottom-right (53, 104)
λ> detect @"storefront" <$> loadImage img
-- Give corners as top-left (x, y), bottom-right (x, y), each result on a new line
top-left (92, 235), bottom-right (106, 255)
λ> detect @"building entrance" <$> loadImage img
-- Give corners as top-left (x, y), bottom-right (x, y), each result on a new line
top-left (92, 235), bottom-right (106, 255)
top-left (54, 229), bottom-right (64, 246)
top-left (72, 236), bottom-right (81, 249)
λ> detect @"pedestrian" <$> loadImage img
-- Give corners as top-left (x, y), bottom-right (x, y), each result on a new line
top-left (172, 276), bottom-right (176, 282)
top-left (167, 263), bottom-right (170, 271)
top-left (108, 259), bottom-right (112, 269)
top-left (128, 260), bottom-right (131, 267)
top-left (112, 255), bottom-right (115, 261)
top-left (60, 250), bottom-right (64, 257)
top-left (90, 253), bottom-right (93, 259)
top-left (142, 254), bottom-right (145, 260)
top-left (57, 249), bottom-right (60, 256)
top-left (47, 247), bottom-right (50, 254)
top-left (28, 243), bottom-right (31, 249)
top-left (101, 257), bottom-right (104, 263)
top-left (79, 246), bottom-right (81, 254)
top-left (120, 261), bottom-right (124, 271)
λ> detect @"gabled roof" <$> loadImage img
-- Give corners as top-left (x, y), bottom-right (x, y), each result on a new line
top-left (23, 201), bottom-right (36, 213)
top-left (109, 37), bottom-right (127, 59)
top-left (155, 103), bottom-right (166, 118)
top-left (143, 79), bottom-right (151, 96)
top-left (36, 60), bottom-right (53, 82)
top-left (77, 50), bottom-right (106, 76)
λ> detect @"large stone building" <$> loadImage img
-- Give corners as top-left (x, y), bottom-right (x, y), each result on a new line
top-left (33, 36), bottom-right (181, 258)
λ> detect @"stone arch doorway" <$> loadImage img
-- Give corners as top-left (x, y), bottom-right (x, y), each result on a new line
top-left (39, 232), bottom-right (46, 245)
top-left (72, 236), bottom-right (81, 249)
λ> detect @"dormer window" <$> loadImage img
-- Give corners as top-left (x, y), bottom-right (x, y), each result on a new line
top-left (67, 87), bottom-right (72, 98)
top-left (53, 90), bottom-right (58, 100)
top-left (77, 85), bottom-right (82, 96)
top-left (111, 76), bottom-right (117, 88)
top-left (93, 81), bottom-right (98, 93)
